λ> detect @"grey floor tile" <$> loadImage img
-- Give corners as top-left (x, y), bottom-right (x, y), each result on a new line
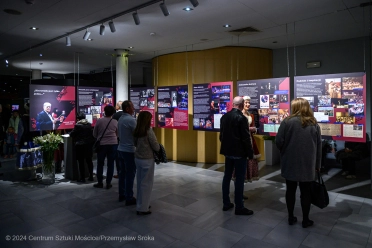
top-left (90, 223), bottom-right (139, 248)
top-left (165, 240), bottom-right (196, 248)
top-left (185, 196), bottom-right (222, 214)
top-left (0, 212), bottom-right (24, 227)
top-left (158, 194), bottom-right (198, 208)
top-left (302, 232), bottom-right (365, 248)
top-left (158, 220), bottom-right (208, 243)
top-left (231, 235), bottom-right (279, 248)
top-left (263, 223), bottom-right (310, 248)
top-left (249, 208), bottom-right (287, 228)
top-left (22, 189), bottom-right (55, 201)
top-left (119, 212), bottom-right (171, 235)
top-left (41, 210), bottom-right (85, 228)
top-left (25, 226), bottom-right (68, 248)
top-left (191, 208), bottom-right (233, 231)
top-left (192, 227), bottom-right (243, 248)
top-left (328, 220), bottom-right (370, 246)
top-left (221, 217), bottom-right (272, 240)
top-left (122, 230), bottom-right (175, 248)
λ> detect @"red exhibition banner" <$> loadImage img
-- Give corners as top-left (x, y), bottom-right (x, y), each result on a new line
top-left (157, 85), bottom-right (188, 130)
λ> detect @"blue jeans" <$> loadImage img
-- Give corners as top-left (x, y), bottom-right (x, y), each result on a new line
top-left (222, 156), bottom-right (247, 209)
top-left (117, 151), bottom-right (136, 200)
top-left (96, 144), bottom-right (117, 185)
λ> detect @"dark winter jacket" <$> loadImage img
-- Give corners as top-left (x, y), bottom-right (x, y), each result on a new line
top-left (70, 119), bottom-right (95, 145)
top-left (219, 108), bottom-right (253, 159)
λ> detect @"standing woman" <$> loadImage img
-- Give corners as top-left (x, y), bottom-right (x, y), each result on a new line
top-left (275, 98), bottom-right (321, 228)
top-left (242, 96), bottom-right (261, 182)
top-left (93, 105), bottom-right (118, 189)
top-left (70, 112), bottom-right (95, 182)
top-left (133, 111), bottom-right (159, 215)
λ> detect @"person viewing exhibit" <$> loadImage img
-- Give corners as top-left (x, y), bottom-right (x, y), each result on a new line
top-left (93, 105), bottom-right (118, 189)
top-left (220, 96), bottom-right (254, 216)
top-left (275, 98), bottom-right (322, 228)
top-left (112, 100), bottom-right (124, 179)
top-left (336, 135), bottom-right (370, 179)
top-left (133, 111), bottom-right (160, 215)
top-left (117, 100), bottom-right (137, 206)
top-left (232, 96), bottom-right (261, 183)
top-left (70, 112), bottom-right (95, 183)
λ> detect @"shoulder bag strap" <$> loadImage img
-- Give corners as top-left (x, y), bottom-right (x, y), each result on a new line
top-left (98, 118), bottom-right (113, 141)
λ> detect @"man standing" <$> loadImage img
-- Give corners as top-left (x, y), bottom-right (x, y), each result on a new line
top-left (220, 96), bottom-right (254, 215)
top-left (112, 101), bottom-right (124, 179)
top-left (117, 100), bottom-right (137, 205)
top-left (36, 102), bottom-right (56, 130)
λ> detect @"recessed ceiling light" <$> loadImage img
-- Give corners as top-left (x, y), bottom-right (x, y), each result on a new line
top-left (183, 7), bottom-right (193, 11)
top-left (128, 46), bottom-right (134, 49)
top-left (30, 27), bottom-right (39, 30)
top-left (223, 24), bottom-right (231, 28)
top-left (87, 38), bottom-right (93, 41)
top-left (39, 54), bottom-right (42, 56)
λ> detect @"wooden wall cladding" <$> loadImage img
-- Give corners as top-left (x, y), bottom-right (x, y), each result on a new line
top-left (152, 46), bottom-right (272, 163)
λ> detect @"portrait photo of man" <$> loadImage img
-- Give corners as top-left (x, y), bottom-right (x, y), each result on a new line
top-left (36, 102), bottom-right (56, 130)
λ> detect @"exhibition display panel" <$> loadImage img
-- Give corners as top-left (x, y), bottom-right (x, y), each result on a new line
top-left (29, 85), bottom-right (76, 131)
top-left (294, 72), bottom-right (366, 142)
top-left (237, 77), bottom-right (290, 135)
top-left (77, 86), bottom-right (114, 126)
top-left (193, 81), bottom-right (233, 131)
top-left (157, 85), bottom-right (188, 130)
top-left (130, 87), bottom-right (156, 127)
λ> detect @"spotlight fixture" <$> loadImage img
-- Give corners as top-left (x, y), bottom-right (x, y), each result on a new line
top-left (223, 24), bottom-right (231, 28)
top-left (83, 29), bottom-right (91, 40)
top-left (39, 53), bottom-right (42, 56)
top-left (100, 24), bottom-right (105, 35)
top-left (128, 46), bottom-right (134, 49)
top-left (189, 0), bottom-right (199, 7)
top-left (29, 27), bottom-right (38, 30)
top-left (5, 60), bottom-right (9, 64)
top-left (133, 11), bottom-right (140, 25)
top-left (87, 38), bottom-right (93, 41)
top-left (160, 1), bottom-right (169, 16)
top-left (66, 36), bottom-right (71, 46)
top-left (109, 20), bottom-right (116, 33)
top-left (183, 7), bottom-right (193, 11)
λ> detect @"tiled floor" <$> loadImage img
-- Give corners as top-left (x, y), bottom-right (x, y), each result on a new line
top-left (1, 158), bottom-right (372, 248)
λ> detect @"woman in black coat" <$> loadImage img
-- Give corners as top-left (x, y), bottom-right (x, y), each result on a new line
top-left (70, 112), bottom-right (95, 182)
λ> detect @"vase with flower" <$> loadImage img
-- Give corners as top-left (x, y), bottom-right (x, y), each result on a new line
top-left (33, 133), bottom-right (63, 184)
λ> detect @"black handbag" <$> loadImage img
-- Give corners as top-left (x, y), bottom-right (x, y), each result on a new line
top-left (93, 119), bottom-right (112, 153)
top-left (310, 171), bottom-right (329, 209)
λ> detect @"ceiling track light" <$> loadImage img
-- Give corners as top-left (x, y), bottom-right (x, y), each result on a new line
top-left (100, 23), bottom-right (105, 35)
top-left (189, 0), bottom-right (199, 7)
top-left (133, 11), bottom-right (140, 25)
top-left (83, 29), bottom-right (91, 40)
top-left (109, 20), bottom-right (116, 33)
top-left (66, 36), bottom-right (71, 46)
top-left (160, 1), bottom-right (170, 16)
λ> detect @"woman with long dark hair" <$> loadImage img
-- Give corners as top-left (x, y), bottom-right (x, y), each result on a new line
top-left (133, 111), bottom-right (159, 215)
top-left (276, 98), bottom-right (321, 228)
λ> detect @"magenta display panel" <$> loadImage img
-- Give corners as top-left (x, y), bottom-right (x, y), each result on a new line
top-left (29, 85), bottom-right (76, 131)
top-left (130, 87), bottom-right (155, 127)
top-left (193, 81), bottom-right (233, 131)
top-left (157, 85), bottom-right (188, 130)
top-left (77, 86), bottom-right (114, 126)
top-left (294, 72), bottom-right (366, 142)
top-left (238, 77), bottom-right (290, 135)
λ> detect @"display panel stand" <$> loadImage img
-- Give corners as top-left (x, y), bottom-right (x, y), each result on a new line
top-left (62, 134), bottom-right (78, 180)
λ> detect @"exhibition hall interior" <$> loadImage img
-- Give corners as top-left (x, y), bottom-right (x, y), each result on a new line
top-left (1, 0), bottom-right (372, 247)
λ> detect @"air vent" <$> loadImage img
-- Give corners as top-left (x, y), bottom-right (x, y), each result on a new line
top-left (228, 26), bottom-right (260, 36)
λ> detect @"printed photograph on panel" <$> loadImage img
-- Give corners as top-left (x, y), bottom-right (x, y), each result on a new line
top-left (325, 78), bottom-right (341, 98)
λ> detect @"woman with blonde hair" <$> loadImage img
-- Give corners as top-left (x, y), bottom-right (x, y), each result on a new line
top-left (133, 111), bottom-right (160, 215)
top-left (276, 98), bottom-right (321, 228)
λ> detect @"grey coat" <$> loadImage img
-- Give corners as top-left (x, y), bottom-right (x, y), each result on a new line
top-left (275, 116), bottom-right (321, 182)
